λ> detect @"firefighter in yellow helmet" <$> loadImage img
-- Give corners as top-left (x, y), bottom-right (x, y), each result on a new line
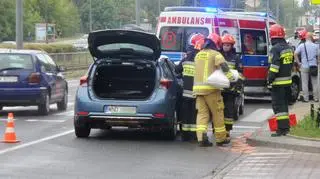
top-left (193, 33), bottom-right (234, 147)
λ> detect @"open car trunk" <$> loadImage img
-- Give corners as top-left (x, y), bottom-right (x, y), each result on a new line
top-left (92, 60), bottom-right (156, 100)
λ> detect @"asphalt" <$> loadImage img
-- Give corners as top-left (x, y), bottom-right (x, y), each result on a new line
top-left (0, 79), bottom-right (274, 179)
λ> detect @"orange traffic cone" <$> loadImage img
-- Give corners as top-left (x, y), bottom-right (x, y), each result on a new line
top-left (2, 113), bottom-right (19, 143)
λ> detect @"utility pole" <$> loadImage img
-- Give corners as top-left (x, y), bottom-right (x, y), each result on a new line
top-left (16, 0), bottom-right (23, 49)
top-left (276, 1), bottom-right (280, 22)
top-left (254, 0), bottom-right (256, 11)
top-left (158, 0), bottom-right (161, 15)
top-left (230, 0), bottom-right (234, 10)
top-left (45, 0), bottom-right (48, 44)
top-left (89, 0), bottom-right (92, 32)
top-left (193, 0), bottom-right (197, 7)
top-left (135, 0), bottom-right (140, 26)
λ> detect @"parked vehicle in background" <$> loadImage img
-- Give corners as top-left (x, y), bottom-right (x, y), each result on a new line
top-left (73, 39), bottom-right (88, 51)
top-left (74, 30), bottom-right (183, 139)
top-left (0, 49), bottom-right (68, 115)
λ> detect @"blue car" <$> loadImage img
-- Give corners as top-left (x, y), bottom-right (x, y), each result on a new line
top-left (74, 30), bottom-right (183, 139)
top-left (0, 49), bottom-right (68, 115)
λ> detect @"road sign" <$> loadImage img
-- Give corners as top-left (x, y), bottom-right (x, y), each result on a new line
top-left (311, 0), bottom-right (320, 5)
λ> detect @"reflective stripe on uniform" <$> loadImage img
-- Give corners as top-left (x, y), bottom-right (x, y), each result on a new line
top-left (181, 124), bottom-right (197, 131)
top-left (183, 90), bottom-right (195, 98)
top-left (225, 71), bottom-right (233, 80)
top-left (193, 83), bottom-right (217, 91)
top-left (269, 64), bottom-right (279, 73)
top-left (272, 76), bottom-right (292, 85)
top-left (182, 64), bottom-right (195, 77)
top-left (275, 112), bottom-right (289, 120)
top-left (214, 126), bottom-right (226, 133)
top-left (196, 124), bottom-right (207, 132)
top-left (224, 118), bottom-right (234, 125)
top-left (227, 62), bottom-right (236, 69)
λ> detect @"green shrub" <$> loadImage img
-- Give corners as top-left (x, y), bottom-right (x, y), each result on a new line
top-left (0, 43), bottom-right (77, 53)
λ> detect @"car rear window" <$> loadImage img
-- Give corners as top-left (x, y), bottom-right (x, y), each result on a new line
top-left (0, 54), bottom-right (34, 70)
top-left (159, 26), bottom-right (209, 52)
top-left (97, 43), bottom-right (154, 54)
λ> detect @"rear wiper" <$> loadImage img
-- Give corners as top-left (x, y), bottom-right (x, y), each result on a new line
top-left (0, 67), bottom-right (24, 72)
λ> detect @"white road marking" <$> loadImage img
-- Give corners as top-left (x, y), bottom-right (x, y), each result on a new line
top-left (0, 129), bottom-right (74, 155)
top-left (249, 152), bottom-right (293, 156)
top-left (54, 111), bottom-right (74, 116)
top-left (25, 119), bottom-right (66, 123)
top-left (232, 126), bottom-right (262, 129)
top-left (240, 108), bottom-right (273, 122)
top-left (0, 118), bottom-right (16, 121)
top-left (247, 156), bottom-right (291, 159)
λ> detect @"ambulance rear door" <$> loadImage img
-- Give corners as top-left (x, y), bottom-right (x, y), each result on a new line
top-left (156, 11), bottom-right (215, 64)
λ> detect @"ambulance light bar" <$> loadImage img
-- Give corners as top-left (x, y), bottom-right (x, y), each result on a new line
top-left (164, 6), bottom-right (221, 13)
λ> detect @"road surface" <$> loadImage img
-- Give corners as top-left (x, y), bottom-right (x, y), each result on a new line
top-left (0, 80), bottom-right (273, 179)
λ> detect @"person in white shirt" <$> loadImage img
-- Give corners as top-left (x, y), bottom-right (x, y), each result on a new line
top-left (294, 32), bottom-right (319, 102)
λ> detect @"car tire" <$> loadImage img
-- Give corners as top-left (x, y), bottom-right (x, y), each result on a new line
top-left (290, 80), bottom-right (299, 104)
top-left (162, 111), bottom-right (177, 140)
top-left (233, 104), bottom-right (240, 121)
top-left (38, 93), bottom-right (50, 115)
top-left (57, 90), bottom-right (68, 111)
top-left (75, 125), bottom-right (91, 138)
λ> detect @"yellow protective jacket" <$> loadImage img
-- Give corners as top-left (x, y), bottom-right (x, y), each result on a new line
top-left (193, 49), bottom-right (228, 95)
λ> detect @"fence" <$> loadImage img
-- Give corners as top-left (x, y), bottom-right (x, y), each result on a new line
top-left (49, 52), bottom-right (92, 71)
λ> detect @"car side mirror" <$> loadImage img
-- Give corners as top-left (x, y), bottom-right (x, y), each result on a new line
top-left (58, 66), bottom-right (66, 72)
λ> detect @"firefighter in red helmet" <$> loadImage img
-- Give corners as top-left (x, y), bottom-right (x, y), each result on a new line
top-left (193, 33), bottom-right (234, 147)
top-left (177, 33), bottom-right (205, 141)
top-left (268, 24), bottom-right (294, 137)
top-left (220, 34), bottom-right (244, 139)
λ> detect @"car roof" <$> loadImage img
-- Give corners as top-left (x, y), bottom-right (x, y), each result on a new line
top-left (0, 48), bottom-right (45, 55)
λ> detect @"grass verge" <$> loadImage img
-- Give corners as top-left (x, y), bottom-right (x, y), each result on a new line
top-left (290, 114), bottom-right (320, 139)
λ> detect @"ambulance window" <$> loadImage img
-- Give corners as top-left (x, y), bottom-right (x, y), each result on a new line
top-left (240, 30), bottom-right (267, 55)
top-left (159, 27), bottom-right (184, 52)
top-left (159, 27), bottom-right (209, 52)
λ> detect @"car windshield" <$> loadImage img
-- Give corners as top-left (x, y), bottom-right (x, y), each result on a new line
top-left (159, 26), bottom-right (209, 52)
top-left (0, 54), bottom-right (34, 70)
top-left (97, 43), bottom-right (154, 54)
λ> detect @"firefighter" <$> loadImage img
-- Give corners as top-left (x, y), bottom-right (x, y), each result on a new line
top-left (177, 33), bottom-right (205, 141)
top-left (193, 33), bottom-right (234, 147)
top-left (298, 30), bottom-right (307, 45)
top-left (268, 24), bottom-right (294, 137)
top-left (220, 34), bottom-right (243, 139)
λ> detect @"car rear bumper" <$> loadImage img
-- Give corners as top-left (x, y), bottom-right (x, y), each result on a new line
top-left (74, 114), bottom-right (172, 129)
top-left (0, 87), bottom-right (47, 106)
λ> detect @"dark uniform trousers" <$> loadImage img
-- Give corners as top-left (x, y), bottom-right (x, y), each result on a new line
top-left (222, 92), bottom-right (235, 131)
top-left (271, 86), bottom-right (291, 132)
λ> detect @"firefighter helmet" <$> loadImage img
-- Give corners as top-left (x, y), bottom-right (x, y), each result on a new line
top-left (206, 33), bottom-right (222, 49)
top-left (194, 38), bottom-right (205, 50)
top-left (298, 30), bottom-right (308, 40)
top-left (190, 33), bottom-right (205, 46)
top-left (269, 24), bottom-right (286, 39)
top-left (221, 34), bottom-right (236, 45)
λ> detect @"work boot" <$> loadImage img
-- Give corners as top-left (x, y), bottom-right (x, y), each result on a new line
top-left (226, 132), bottom-right (231, 140)
top-left (271, 129), bottom-right (288, 137)
top-left (198, 140), bottom-right (213, 147)
top-left (216, 138), bottom-right (231, 146)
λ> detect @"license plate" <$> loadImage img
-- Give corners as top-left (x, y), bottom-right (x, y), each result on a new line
top-left (104, 106), bottom-right (136, 114)
top-left (0, 76), bottom-right (18, 83)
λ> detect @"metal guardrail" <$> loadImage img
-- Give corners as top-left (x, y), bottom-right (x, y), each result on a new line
top-left (49, 51), bottom-right (92, 71)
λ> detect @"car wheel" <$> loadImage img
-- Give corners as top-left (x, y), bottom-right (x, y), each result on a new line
top-left (38, 93), bottom-right (50, 115)
top-left (239, 93), bottom-right (244, 115)
top-left (75, 125), bottom-right (91, 138)
top-left (162, 111), bottom-right (177, 140)
top-left (57, 90), bottom-right (68, 111)
top-left (290, 80), bottom-right (299, 104)
top-left (233, 104), bottom-right (240, 121)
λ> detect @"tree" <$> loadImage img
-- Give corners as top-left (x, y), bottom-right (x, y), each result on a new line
top-left (0, 0), bottom-right (15, 41)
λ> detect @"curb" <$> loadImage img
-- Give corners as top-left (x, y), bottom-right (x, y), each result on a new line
top-left (247, 128), bottom-right (320, 153)
top-left (287, 134), bottom-right (320, 141)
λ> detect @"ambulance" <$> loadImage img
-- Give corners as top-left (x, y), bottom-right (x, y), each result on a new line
top-left (156, 6), bottom-right (300, 102)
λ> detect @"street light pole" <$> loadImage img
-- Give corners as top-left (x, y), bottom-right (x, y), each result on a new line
top-left (158, 0), bottom-right (161, 15)
top-left (16, 0), bottom-right (23, 49)
top-left (45, 0), bottom-right (48, 44)
top-left (89, 0), bottom-right (92, 32)
top-left (135, 0), bottom-right (140, 26)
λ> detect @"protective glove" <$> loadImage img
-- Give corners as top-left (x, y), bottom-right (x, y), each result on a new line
top-left (266, 80), bottom-right (272, 89)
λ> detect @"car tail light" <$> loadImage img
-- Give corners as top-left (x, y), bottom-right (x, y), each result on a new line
top-left (153, 113), bottom-right (166, 118)
top-left (160, 79), bottom-right (172, 89)
top-left (80, 76), bottom-right (88, 86)
top-left (77, 111), bottom-right (89, 116)
top-left (28, 72), bottom-right (41, 84)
